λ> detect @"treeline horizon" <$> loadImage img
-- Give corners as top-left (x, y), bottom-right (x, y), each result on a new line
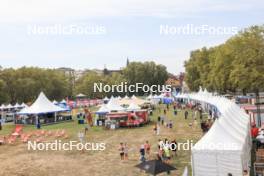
top-left (185, 25), bottom-right (264, 95)
top-left (0, 61), bottom-right (168, 104)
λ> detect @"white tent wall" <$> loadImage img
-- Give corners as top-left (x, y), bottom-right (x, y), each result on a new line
top-left (192, 151), bottom-right (243, 176)
top-left (175, 90), bottom-right (251, 176)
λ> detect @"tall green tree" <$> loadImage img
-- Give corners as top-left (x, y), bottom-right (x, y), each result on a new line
top-left (185, 25), bottom-right (264, 94)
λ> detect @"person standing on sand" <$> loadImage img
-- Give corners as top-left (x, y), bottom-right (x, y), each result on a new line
top-left (119, 143), bottom-right (125, 160)
top-left (144, 141), bottom-right (151, 156)
top-left (157, 116), bottom-right (161, 124)
top-left (184, 110), bottom-right (189, 120)
top-left (124, 143), bottom-right (129, 160)
top-left (84, 123), bottom-right (90, 135)
top-left (156, 124), bottom-right (160, 135)
top-left (78, 131), bottom-right (84, 144)
top-left (0, 116), bottom-right (2, 131)
top-left (139, 144), bottom-right (146, 162)
top-left (161, 116), bottom-right (165, 126)
top-left (153, 123), bottom-right (157, 134)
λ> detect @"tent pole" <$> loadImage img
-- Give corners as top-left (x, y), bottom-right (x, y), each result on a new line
top-left (36, 115), bottom-right (38, 128)
top-left (55, 112), bottom-right (57, 122)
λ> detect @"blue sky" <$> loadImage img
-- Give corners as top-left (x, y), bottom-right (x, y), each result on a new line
top-left (0, 0), bottom-right (263, 74)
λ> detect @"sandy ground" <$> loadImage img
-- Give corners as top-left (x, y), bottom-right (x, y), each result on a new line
top-left (0, 108), bottom-right (202, 176)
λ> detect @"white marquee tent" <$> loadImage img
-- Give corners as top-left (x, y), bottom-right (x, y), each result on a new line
top-left (18, 92), bottom-right (66, 115)
top-left (126, 102), bottom-right (141, 111)
top-left (106, 99), bottom-right (125, 112)
top-left (175, 88), bottom-right (251, 176)
top-left (96, 104), bottom-right (110, 114)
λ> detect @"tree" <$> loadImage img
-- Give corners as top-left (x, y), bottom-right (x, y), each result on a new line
top-left (185, 25), bottom-right (264, 94)
top-left (123, 61), bottom-right (168, 95)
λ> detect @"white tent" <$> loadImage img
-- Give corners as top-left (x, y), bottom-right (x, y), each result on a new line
top-left (147, 94), bottom-right (153, 100)
top-left (123, 95), bottom-right (130, 100)
top-left (60, 99), bottom-right (67, 104)
top-left (21, 103), bottom-right (28, 108)
top-left (103, 96), bottom-right (109, 101)
top-left (126, 103), bottom-right (141, 111)
top-left (181, 90), bottom-right (251, 176)
top-left (0, 104), bottom-right (6, 110)
top-left (182, 166), bottom-right (188, 176)
top-left (96, 104), bottom-right (110, 114)
top-left (106, 99), bottom-right (125, 112)
top-left (53, 100), bottom-right (58, 104)
top-left (131, 95), bottom-right (137, 100)
top-left (18, 92), bottom-right (66, 115)
top-left (13, 103), bottom-right (21, 109)
top-left (6, 104), bottom-right (13, 109)
top-left (76, 93), bottom-right (86, 98)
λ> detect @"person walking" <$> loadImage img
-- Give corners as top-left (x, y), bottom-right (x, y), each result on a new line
top-left (0, 116), bottom-right (2, 131)
top-left (161, 116), bottom-right (165, 126)
top-left (119, 143), bottom-right (125, 160)
top-left (184, 111), bottom-right (189, 120)
top-left (139, 144), bottom-right (146, 162)
top-left (157, 116), bottom-right (161, 124)
top-left (144, 141), bottom-right (151, 156)
top-left (156, 124), bottom-right (160, 135)
top-left (124, 143), bottom-right (129, 160)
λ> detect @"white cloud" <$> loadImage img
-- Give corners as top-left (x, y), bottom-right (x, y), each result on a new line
top-left (0, 0), bottom-right (263, 23)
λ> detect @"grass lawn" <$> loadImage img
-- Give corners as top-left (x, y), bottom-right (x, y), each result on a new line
top-left (0, 104), bottom-right (203, 176)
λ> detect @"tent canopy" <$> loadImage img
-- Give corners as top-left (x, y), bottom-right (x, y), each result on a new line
top-left (96, 104), bottom-right (110, 114)
top-left (175, 90), bottom-right (251, 176)
top-left (106, 99), bottom-right (125, 111)
top-left (18, 92), bottom-right (67, 115)
top-left (76, 93), bottom-right (86, 98)
top-left (127, 103), bottom-right (141, 111)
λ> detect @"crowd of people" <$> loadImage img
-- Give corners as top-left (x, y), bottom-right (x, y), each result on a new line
top-left (117, 100), bottom-right (215, 166)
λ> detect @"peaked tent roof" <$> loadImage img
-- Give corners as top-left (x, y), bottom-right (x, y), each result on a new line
top-left (76, 93), bottom-right (86, 98)
top-left (103, 97), bottom-right (109, 101)
top-left (127, 103), bottom-right (141, 111)
top-left (60, 99), bottom-right (67, 104)
top-left (14, 103), bottom-right (21, 108)
top-left (6, 104), bottom-right (13, 109)
top-left (21, 103), bottom-right (28, 108)
top-left (96, 104), bottom-right (110, 114)
top-left (131, 95), bottom-right (137, 100)
top-left (106, 99), bottom-right (125, 111)
top-left (175, 89), bottom-right (251, 176)
top-left (18, 92), bottom-right (66, 115)
top-left (0, 104), bottom-right (5, 110)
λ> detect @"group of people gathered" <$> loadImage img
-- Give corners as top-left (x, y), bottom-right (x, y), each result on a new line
top-left (118, 138), bottom-right (178, 164)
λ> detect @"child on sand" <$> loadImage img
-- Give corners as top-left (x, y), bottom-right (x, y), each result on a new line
top-left (119, 143), bottom-right (125, 160)
top-left (144, 141), bottom-right (151, 156)
top-left (124, 143), bottom-right (129, 160)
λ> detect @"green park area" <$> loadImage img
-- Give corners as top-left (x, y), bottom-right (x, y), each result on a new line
top-left (0, 104), bottom-right (203, 176)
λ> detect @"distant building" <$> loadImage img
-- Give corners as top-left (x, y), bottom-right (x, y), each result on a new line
top-left (57, 67), bottom-right (75, 76)
top-left (103, 68), bottom-right (122, 75)
top-left (165, 73), bottom-right (185, 92)
top-left (57, 67), bottom-right (89, 80)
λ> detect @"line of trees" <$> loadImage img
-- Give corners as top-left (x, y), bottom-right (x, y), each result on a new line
top-left (185, 25), bottom-right (264, 95)
top-left (75, 61), bottom-right (169, 98)
top-left (0, 61), bottom-right (169, 104)
top-left (0, 67), bottom-right (72, 104)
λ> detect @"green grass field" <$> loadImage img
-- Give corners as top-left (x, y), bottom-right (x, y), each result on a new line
top-left (0, 104), bottom-right (204, 176)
